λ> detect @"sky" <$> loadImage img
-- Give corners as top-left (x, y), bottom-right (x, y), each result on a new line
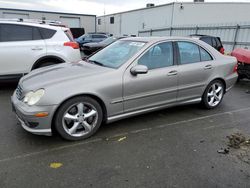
top-left (0, 0), bottom-right (250, 16)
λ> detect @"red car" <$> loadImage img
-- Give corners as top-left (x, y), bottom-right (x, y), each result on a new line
top-left (231, 48), bottom-right (250, 80)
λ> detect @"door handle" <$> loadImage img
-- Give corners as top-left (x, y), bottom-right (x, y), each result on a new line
top-left (204, 65), bottom-right (212, 70)
top-left (167, 70), bottom-right (178, 76)
top-left (31, 47), bottom-right (43, 51)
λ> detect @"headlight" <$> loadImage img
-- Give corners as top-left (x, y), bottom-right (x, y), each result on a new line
top-left (23, 89), bottom-right (45, 106)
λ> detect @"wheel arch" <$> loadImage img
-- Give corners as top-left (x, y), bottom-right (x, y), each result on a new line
top-left (204, 77), bottom-right (227, 95)
top-left (51, 93), bottom-right (108, 134)
top-left (32, 56), bottom-right (65, 70)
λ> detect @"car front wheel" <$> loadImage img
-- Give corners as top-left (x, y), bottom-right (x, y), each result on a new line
top-left (54, 96), bottom-right (103, 141)
top-left (202, 80), bottom-right (225, 109)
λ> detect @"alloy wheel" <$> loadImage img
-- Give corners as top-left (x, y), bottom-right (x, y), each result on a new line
top-left (207, 82), bottom-right (223, 107)
top-left (62, 102), bottom-right (98, 137)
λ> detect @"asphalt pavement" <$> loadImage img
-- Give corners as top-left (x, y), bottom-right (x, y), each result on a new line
top-left (0, 80), bottom-right (250, 188)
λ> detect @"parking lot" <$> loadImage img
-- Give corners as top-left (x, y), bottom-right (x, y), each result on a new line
top-left (0, 80), bottom-right (249, 187)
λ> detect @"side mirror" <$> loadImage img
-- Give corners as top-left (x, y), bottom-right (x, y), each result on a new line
top-left (130, 65), bottom-right (148, 75)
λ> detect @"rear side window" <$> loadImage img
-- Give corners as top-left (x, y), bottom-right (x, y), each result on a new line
top-left (39, 28), bottom-right (56, 39)
top-left (216, 37), bottom-right (222, 47)
top-left (177, 42), bottom-right (200, 64)
top-left (200, 47), bottom-right (213, 61)
top-left (200, 37), bottom-right (212, 46)
top-left (92, 34), bottom-right (107, 39)
top-left (64, 30), bottom-right (74, 41)
top-left (212, 38), bottom-right (217, 48)
top-left (0, 24), bottom-right (33, 42)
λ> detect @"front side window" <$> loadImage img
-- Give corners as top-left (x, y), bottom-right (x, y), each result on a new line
top-left (0, 24), bottom-right (32, 42)
top-left (88, 40), bottom-right (145, 69)
top-left (177, 42), bottom-right (200, 64)
top-left (138, 42), bottom-right (173, 69)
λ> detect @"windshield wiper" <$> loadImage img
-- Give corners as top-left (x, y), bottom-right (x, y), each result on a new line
top-left (88, 60), bottom-right (104, 66)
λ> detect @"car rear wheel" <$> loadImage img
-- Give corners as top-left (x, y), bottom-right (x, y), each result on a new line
top-left (54, 96), bottom-right (103, 141)
top-left (202, 80), bottom-right (225, 109)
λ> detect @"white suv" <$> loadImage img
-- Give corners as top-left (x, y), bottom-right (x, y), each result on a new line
top-left (0, 20), bottom-right (81, 80)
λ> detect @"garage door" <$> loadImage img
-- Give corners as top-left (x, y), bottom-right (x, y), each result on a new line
top-left (3, 12), bottom-right (29, 19)
top-left (60, 17), bottom-right (80, 28)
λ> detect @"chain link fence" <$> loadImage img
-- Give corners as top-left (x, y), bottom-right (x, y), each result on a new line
top-left (138, 23), bottom-right (250, 52)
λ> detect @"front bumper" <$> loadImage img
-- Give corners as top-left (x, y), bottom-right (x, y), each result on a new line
top-left (11, 92), bottom-right (58, 136)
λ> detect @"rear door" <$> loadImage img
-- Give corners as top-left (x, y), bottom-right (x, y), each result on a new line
top-left (123, 41), bottom-right (178, 112)
top-left (0, 24), bottom-right (46, 76)
top-left (176, 41), bottom-right (214, 102)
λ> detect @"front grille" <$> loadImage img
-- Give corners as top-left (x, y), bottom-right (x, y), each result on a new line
top-left (16, 85), bottom-right (23, 100)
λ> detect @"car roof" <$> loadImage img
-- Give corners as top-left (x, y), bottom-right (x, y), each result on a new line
top-left (0, 20), bottom-right (66, 30)
top-left (189, 34), bottom-right (218, 39)
top-left (120, 36), bottom-right (206, 43)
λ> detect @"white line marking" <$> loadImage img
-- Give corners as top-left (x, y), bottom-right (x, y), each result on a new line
top-left (0, 106), bottom-right (250, 163)
top-left (0, 138), bottom-right (102, 163)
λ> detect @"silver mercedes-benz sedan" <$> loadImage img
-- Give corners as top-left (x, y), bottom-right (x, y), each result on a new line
top-left (11, 37), bottom-right (238, 140)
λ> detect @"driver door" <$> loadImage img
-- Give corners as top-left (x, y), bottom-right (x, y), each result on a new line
top-left (123, 41), bottom-right (178, 113)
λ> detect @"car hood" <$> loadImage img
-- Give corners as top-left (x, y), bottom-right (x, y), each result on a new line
top-left (20, 61), bottom-right (112, 90)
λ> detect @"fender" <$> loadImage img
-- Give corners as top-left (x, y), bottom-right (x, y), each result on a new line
top-left (32, 56), bottom-right (65, 70)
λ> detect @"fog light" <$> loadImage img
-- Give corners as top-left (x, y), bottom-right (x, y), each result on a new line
top-left (34, 112), bottom-right (49, 117)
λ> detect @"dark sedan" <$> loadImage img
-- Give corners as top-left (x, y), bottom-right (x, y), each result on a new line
top-left (82, 36), bottom-right (125, 55)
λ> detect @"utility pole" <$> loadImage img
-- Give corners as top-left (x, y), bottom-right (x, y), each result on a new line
top-left (103, 3), bottom-right (106, 33)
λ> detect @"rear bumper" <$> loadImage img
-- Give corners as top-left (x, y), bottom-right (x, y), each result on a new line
top-left (225, 72), bottom-right (238, 92)
top-left (63, 49), bottom-right (81, 63)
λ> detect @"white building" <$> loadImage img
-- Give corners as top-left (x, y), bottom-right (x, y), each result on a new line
top-left (97, 2), bottom-right (250, 51)
top-left (97, 2), bottom-right (250, 36)
top-left (0, 8), bottom-right (96, 33)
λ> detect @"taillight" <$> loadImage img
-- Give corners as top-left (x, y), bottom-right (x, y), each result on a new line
top-left (219, 47), bottom-right (225, 54)
top-left (64, 42), bottom-right (79, 49)
top-left (233, 63), bottom-right (238, 73)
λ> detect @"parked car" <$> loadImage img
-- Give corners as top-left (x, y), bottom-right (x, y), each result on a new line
top-left (12, 37), bottom-right (238, 141)
top-left (75, 33), bottom-right (108, 48)
top-left (231, 48), bottom-right (250, 80)
top-left (0, 20), bottom-right (81, 81)
top-left (189, 34), bottom-right (225, 54)
top-left (82, 36), bottom-right (126, 55)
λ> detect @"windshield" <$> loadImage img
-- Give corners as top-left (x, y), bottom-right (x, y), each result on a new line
top-left (88, 40), bottom-right (145, 69)
top-left (100, 37), bottom-right (117, 45)
top-left (77, 34), bottom-right (87, 40)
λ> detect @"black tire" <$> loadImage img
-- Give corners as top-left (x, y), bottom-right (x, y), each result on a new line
top-left (237, 75), bottom-right (245, 82)
top-left (202, 80), bottom-right (225, 109)
top-left (36, 62), bottom-right (56, 69)
top-left (83, 50), bottom-right (92, 56)
top-left (54, 96), bottom-right (103, 141)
